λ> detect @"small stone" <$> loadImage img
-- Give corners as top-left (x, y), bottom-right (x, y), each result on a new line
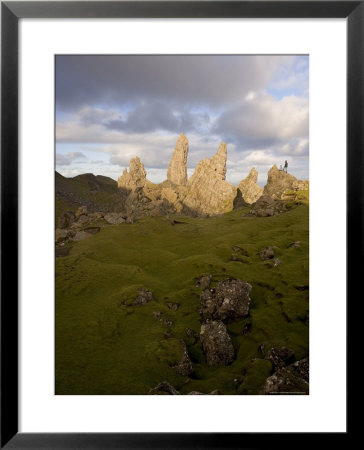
top-left (132, 289), bottom-right (153, 306)
top-left (259, 246), bottom-right (275, 260)
top-left (196, 275), bottom-right (212, 290)
top-left (167, 302), bottom-right (179, 311)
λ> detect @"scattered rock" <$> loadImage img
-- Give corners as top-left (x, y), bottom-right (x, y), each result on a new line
top-left (261, 345), bottom-right (295, 371)
top-left (162, 318), bottom-right (173, 327)
top-left (187, 391), bottom-right (204, 395)
top-left (55, 228), bottom-right (69, 244)
top-left (231, 246), bottom-right (249, 257)
top-left (167, 302), bottom-right (179, 311)
top-left (152, 311), bottom-right (162, 320)
top-left (196, 275), bottom-right (212, 290)
top-left (200, 320), bottom-right (235, 366)
top-left (259, 246), bottom-right (275, 260)
top-left (200, 278), bottom-right (251, 320)
top-left (132, 289), bottom-right (153, 306)
top-left (104, 213), bottom-right (126, 225)
top-left (171, 342), bottom-right (193, 376)
top-left (289, 241), bottom-right (301, 248)
top-left (260, 364), bottom-right (309, 395)
top-left (291, 358), bottom-right (309, 383)
top-left (84, 226), bottom-right (100, 235)
top-left (75, 205), bottom-right (87, 219)
top-left (148, 381), bottom-right (180, 395)
top-left (58, 211), bottom-right (75, 229)
top-left (249, 195), bottom-right (287, 217)
top-left (273, 258), bottom-right (281, 268)
top-left (209, 389), bottom-right (222, 395)
top-left (237, 168), bottom-right (263, 204)
top-left (72, 231), bottom-right (93, 242)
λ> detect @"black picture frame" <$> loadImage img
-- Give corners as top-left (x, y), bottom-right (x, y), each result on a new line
top-left (1, 1), bottom-right (359, 448)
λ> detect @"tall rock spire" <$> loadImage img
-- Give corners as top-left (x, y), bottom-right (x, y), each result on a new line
top-left (184, 141), bottom-right (237, 215)
top-left (167, 133), bottom-right (189, 185)
top-left (211, 142), bottom-right (228, 180)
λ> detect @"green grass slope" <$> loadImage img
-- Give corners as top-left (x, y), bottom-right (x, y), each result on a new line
top-left (56, 203), bottom-right (309, 395)
top-left (56, 171), bottom-right (118, 222)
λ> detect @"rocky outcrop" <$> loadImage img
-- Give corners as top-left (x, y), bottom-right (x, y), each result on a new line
top-left (148, 381), bottom-right (180, 395)
top-left (260, 345), bottom-right (295, 371)
top-left (237, 168), bottom-right (263, 204)
top-left (260, 359), bottom-right (309, 394)
top-left (263, 165), bottom-right (308, 200)
top-left (167, 133), bottom-right (188, 185)
top-left (200, 278), bottom-right (252, 320)
top-left (248, 195), bottom-right (287, 217)
top-left (200, 320), bottom-right (234, 366)
top-left (117, 157), bottom-right (147, 190)
top-left (183, 142), bottom-right (237, 215)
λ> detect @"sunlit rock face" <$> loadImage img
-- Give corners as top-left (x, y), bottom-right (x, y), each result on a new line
top-left (167, 133), bottom-right (189, 186)
top-left (263, 164), bottom-right (308, 199)
top-left (237, 168), bottom-right (263, 204)
top-left (117, 157), bottom-right (147, 189)
top-left (183, 142), bottom-right (237, 215)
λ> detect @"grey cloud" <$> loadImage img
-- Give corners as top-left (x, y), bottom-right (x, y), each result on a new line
top-left (56, 152), bottom-right (87, 166)
top-left (56, 55), bottom-right (284, 111)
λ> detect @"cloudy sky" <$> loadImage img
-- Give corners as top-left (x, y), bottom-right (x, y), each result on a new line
top-left (56, 55), bottom-right (308, 186)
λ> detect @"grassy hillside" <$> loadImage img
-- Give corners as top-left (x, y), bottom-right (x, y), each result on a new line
top-left (55, 202), bottom-right (309, 395)
top-left (55, 171), bottom-right (119, 222)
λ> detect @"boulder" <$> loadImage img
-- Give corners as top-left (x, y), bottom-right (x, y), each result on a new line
top-left (260, 362), bottom-right (309, 395)
top-left (195, 275), bottom-right (212, 290)
top-left (58, 211), bottom-right (75, 229)
top-left (290, 358), bottom-right (309, 383)
top-left (200, 320), bottom-right (234, 366)
top-left (259, 247), bottom-right (275, 260)
top-left (261, 345), bottom-right (295, 370)
top-left (167, 133), bottom-right (188, 185)
top-left (72, 231), bottom-right (93, 242)
top-left (237, 168), bottom-right (263, 204)
top-left (249, 195), bottom-right (287, 217)
top-left (148, 381), bottom-right (180, 395)
top-left (104, 213), bottom-right (126, 225)
top-left (75, 205), bottom-right (87, 219)
top-left (200, 278), bottom-right (251, 320)
top-left (167, 302), bottom-right (179, 311)
top-left (132, 289), bottom-right (153, 306)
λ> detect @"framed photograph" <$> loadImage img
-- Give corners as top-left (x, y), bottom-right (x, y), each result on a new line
top-left (1, 1), bottom-right (358, 447)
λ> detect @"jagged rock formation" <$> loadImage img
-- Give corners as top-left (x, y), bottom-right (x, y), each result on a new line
top-left (117, 157), bottom-right (147, 189)
top-left (183, 142), bottom-right (237, 215)
top-left (237, 168), bottom-right (263, 204)
top-left (167, 133), bottom-right (188, 185)
top-left (263, 165), bottom-right (308, 200)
